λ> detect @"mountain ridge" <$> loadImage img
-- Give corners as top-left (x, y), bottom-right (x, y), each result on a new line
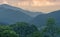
top-left (0, 4), bottom-right (60, 25)
top-left (0, 4), bottom-right (32, 24)
top-left (0, 4), bottom-right (44, 17)
top-left (31, 10), bottom-right (60, 28)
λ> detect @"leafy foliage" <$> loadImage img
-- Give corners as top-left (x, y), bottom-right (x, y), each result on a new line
top-left (0, 25), bottom-right (19, 37)
top-left (42, 18), bottom-right (60, 37)
top-left (27, 31), bottom-right (42, 37)
top-left (10, 22), bottom-right (39, 37)
top-left (0, 18), bottom-right (60, 37)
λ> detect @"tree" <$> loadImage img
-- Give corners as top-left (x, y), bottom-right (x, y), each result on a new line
top-left (27, 31), bottom-right (42, 37)
top-left (1, 30), bottom-right (19, 37)
top-left (42, 18), bottom-right (59, 37)
top-left (10, 22), bottom-right (39, 37)
top-left (0, 25), bottom-right (19, 37)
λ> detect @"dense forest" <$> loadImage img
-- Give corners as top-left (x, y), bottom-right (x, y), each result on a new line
top-left (0, 18), bottom-right (60, 37)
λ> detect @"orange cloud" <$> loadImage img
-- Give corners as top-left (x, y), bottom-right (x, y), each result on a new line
top-left (31, 0), bottom-right (55, 6)
top-left (0, 0), bottom-right (60, 12)
top-left (0, 0), bottom-right (60, 7)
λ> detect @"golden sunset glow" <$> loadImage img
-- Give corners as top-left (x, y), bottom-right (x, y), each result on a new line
top-left (9, 0), bottom-right (57, 7)
top-left (3, 0), bottom-right (8, 4)
top-left (0, 0), bottom-right (58, 6)
top-left (31, 0), bottom-right (55, 6)
top-left (0, 0), bottom-right (60, 12)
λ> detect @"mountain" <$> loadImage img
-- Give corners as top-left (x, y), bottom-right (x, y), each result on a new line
top-left (0, 4), bottom-right (43, 17)
top-left (22, 10), bottom-right (43, 17)
top-left (0, 4), bottom-right (32, 24)
top-left (31, 10), bottom-right (60, 28)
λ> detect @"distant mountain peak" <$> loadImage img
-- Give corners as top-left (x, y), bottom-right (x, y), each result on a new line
top-left (0, 4), bottom-right (44, 17)
top-left (0, 4), bottom-right (10, 6)
top-left (50, 10), bottom-right (60, 13)
top-left (54, 10), bottom-right (60, 12)
top-left (0, 4), bottom-right (24, 11)
top-left (0, 4), bottom-right (12, 7)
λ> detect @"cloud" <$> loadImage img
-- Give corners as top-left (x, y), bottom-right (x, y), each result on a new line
top-left (0, 0), bottom-right (59, 6)
top-left (0, 0), bottom-right (2, 3)
top-left (0, 0), bottom-right (60, 12)
top-left (0, 0), bottom-right (60, 6)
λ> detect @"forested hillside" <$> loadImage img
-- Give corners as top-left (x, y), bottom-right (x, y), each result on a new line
top-left (0, 18), bottom-right (60, 37)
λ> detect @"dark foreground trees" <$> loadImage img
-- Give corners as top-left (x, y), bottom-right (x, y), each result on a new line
top-left (0, 22), bottom-right (41, 37)
top-left (10, 22), bottom-right (40, 37)
top-left (0, 18), bottom-right (60, 37)
top-left (0, 25), bottom-right (19, 37)
top-left (42, 18), bottom-right (60, 37)
top-left (26, 18), bottom-right (60, 37)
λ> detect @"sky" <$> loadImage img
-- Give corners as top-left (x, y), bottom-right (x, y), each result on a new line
top-left (0, 0), bottom-right (60, 13)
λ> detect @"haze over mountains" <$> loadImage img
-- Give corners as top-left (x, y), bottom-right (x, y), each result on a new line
top-left (0, 4), bottom-right (44, 24)
top-left (0, 4), bottom-right (32, 24)
top-left (0, 4), bottom-right (43, 17)
top-left (31, 10), bottom-right (60, 28)
top-left (0, 4), bottom-right (60, 28)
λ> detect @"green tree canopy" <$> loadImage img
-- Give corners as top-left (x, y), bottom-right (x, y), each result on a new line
top-left (27, 31), bottom-right (41, 37)
top-left (42, 18), bottom-right (60, 37)
top-left (0, 25), bottom-right (19, 37)
top-left (10, 22), bottom-right (39, 37)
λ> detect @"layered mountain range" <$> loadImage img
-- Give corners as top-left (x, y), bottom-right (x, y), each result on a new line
top-left (0, 4), bottom-right (60, 28)
top-left (31, 10), bottom-right (60, 28)
top-left (0, 4), bottom-right (32, 24)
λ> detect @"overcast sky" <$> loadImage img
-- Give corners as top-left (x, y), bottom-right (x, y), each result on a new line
top-left (0, 0), bottom-right (60, 13)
